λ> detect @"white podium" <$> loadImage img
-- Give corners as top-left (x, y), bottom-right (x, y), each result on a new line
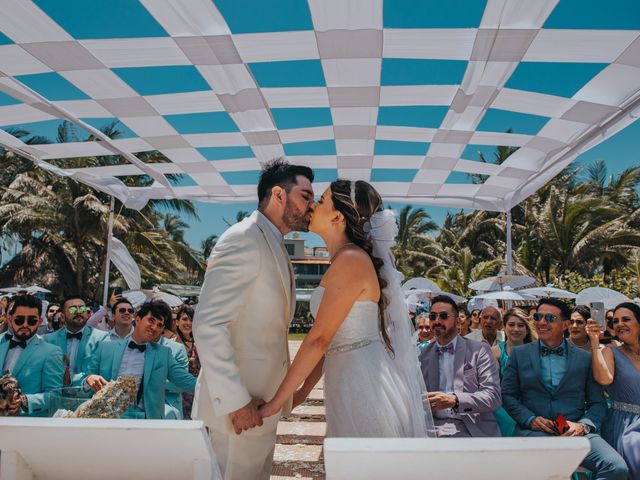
top-left (324, 437), bottom-right (590, 479)
top-left (0, 418), bottom-right (221, 480)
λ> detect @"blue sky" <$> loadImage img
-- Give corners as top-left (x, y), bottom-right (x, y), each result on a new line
top-left (183, 119), bottom-right (640, 250)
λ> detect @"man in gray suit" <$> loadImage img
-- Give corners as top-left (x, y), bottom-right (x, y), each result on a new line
top-left (502, 298), bottom-right (628, 479)
top-left (419, 295), bottom-right (501, 437)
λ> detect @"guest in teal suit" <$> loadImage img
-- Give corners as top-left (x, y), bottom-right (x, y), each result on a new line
top-left (152, 306), bottom-right (192, 420)
top-left (45, 295), bottom-right (108, 386)
top-left (83, 300), bottom-right (196, 419)
top-left (503, 298), bottom-right (628, 480)
top-left (1, 295), bottom-right (63, 416)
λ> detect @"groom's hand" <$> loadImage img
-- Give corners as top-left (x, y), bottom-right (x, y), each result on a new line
top-left (230, 397), bottom-right (265, 434)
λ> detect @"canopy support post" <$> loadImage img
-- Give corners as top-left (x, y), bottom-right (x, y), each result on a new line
top-left (506, 209), bottom-right (513, 276)
top-left (102, 196), bottom-right (115, 306)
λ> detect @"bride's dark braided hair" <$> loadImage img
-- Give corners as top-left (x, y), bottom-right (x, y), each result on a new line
top-left (330, 179), bottom-right (393, 353)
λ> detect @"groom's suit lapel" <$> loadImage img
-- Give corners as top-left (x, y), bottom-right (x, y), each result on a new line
top-left (253, 211), bottom-right (292, 320)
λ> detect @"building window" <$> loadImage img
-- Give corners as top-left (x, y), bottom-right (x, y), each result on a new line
top-left (285, 244), bottom-right (295, 256)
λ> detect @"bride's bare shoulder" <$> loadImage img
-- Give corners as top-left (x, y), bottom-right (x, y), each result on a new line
top-left (331, 246), bottom-right (373, 271)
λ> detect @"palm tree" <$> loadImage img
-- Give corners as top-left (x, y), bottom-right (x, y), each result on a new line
top-left (0, 121), bottom-right (204, 299)
top-left (201, 234), bottom-right (218, 260)
top-left (223, 210), bottom-right (250, 227)
top-left (393, 206), bottom-right (438, 277)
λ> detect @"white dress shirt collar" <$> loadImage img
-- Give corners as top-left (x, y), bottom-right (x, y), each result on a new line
top-left (259, 211), bottom-right (284, 244)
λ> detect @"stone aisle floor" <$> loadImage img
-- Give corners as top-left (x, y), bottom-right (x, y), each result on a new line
top-left (271, 340), bottom-right (326, 479)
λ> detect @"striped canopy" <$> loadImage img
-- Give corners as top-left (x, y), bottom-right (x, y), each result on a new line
top-left (0, 0), bottom-right (638, 210)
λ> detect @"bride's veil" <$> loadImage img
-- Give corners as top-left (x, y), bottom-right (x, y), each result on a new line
top-left (366, 209), bottom-right (437, 438)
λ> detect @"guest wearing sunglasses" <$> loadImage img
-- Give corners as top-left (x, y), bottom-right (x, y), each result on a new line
top-left (44, 296), bottom-right (108, 387)
top-left (418, 295), bottom-right (501, 438)
top-left (502, 298), bottom-right (628, 479)
top-left (0, 295), bottom-right (64, 416)
top-left (107, 299), bottom-right (135, 341)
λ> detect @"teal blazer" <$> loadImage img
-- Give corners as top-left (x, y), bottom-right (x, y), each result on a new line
top-left (83, 339), bottom-right (196, 419)
top-left (0, 334), bottom-right (64, 416)
top-left (159, 337), bottom-right (191, 420)
top-left (45, 326), bottom-right (108, 386)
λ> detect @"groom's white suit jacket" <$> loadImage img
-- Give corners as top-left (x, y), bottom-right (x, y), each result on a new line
top-left (192, 210), bottom-right (294, 432)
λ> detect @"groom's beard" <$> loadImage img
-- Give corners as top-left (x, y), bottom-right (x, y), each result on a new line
top-left (283, 200), bottom-right (311, 232)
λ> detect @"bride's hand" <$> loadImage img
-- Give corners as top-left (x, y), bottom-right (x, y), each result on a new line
top-left (259, 400), bottom-right (282, 419)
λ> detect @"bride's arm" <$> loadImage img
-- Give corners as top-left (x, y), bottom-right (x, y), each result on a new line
top-left (293, 357), bottom-right (324, 408)
top-left (260, 251), bottom-right (369, 417)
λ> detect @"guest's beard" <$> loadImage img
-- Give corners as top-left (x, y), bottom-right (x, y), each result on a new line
top-left (12, 327), bottom-right (36, 342)
top-left (283, 200), bottom-right (311, 232)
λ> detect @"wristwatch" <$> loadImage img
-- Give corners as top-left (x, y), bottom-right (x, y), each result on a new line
top-left (452, 394), bottom-right (460, 413)
top-left (581, 423), bottom-right (592, 434)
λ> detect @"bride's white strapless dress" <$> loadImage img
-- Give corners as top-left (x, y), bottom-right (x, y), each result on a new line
top-left (310, 286), bottom-right (424, 437)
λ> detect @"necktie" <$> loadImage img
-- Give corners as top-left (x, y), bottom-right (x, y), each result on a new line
top-left (66, 331), bottom-right (83, 340)
top-left (541, 345), bottom-right (564, 357)
top-left (436, 344), bottom-right (454, 355)
top-left (128, 341), bottom-right (146, 352)
top-left (9, 338), bottom-right (27, 349)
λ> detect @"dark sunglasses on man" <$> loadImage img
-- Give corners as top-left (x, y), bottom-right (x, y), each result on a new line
top-left (428, 311), bottom-right (450, 321)
top-left (14, 315), bottom-right (39, 327)
top-left (117, 307), bottom-right (135, 314)
top-left (532, 312), bottom-right (558, 323)
top-left (67, 306), bottom-right (90, 315)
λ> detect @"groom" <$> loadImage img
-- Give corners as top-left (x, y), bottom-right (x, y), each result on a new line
top-left (193, 158), bottom-right (314, 480)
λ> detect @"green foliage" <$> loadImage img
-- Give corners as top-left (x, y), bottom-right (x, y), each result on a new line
top-left (0, 121), bottom-right (205, 301)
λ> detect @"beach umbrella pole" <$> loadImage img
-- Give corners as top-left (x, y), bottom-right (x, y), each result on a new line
top-left (102, 196), bottom-right (115, 306)
top-left (506, 209), bottom-right (513, 276)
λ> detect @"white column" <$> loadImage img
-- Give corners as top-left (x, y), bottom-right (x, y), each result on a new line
top-left (102, 196), bottom-right (115, 306)
top-left (506, 209), bottom-right (513, 276)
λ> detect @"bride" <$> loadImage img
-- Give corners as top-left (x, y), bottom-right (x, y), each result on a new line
top-left (260, 179), bottom-right (435, 437)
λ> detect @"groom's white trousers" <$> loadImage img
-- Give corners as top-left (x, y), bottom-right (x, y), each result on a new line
top-left (210, 413), bottom-right (280, 480)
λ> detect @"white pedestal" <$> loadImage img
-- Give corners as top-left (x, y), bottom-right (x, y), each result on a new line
top-left (324, 437), bottom-right (590, 479)
top-left (0, 418), bottom-right (221, 480)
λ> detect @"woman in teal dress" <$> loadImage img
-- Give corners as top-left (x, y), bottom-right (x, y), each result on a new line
top-left (491, 308), bottom-right (537, 436)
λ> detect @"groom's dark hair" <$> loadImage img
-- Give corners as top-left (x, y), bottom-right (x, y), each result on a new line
top-left (257, 158), bottom-right (314, 209)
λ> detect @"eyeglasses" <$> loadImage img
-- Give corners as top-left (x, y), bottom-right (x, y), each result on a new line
top-left (14, 315), bottom-right (39, 326)
top-left (532, 312), bottom-right (558, 323)
top-left (67, 306), bottom-right (89, 315)
top-left (429, 311), bottom-right (449, 321)
top-left (117, 307), bottom-right (134, 314)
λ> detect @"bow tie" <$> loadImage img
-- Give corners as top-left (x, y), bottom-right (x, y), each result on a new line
top-left (128, 341), bottom-right (146, 352)
top-left (66, 331), bottom-right (83, 340)
top-left (436, 344), bottom-right (455, 355)
top-left (541, 345), bottom-right (564, 357)
top-left (9, 338), bottom-right (27, 349)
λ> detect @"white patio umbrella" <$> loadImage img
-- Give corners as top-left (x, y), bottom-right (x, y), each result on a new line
top-left (519, 284), bottom-right (577, 299)
top-left (0, 284), bottom-right (51, 294)
top-left (468, 274), bottom-right (535, 292)
top-left (402, 277), bottom-right (441, 292)
top-left (404, 288), bottom-right (466, 304)
top-left (123, 286), bottom-right (183, 308)
top-left (467, 296), bottom-right (499, 312)
top-left (575, 287), bottom-right (631, 310)
top-left (475, 288), bottom-right (537, 302)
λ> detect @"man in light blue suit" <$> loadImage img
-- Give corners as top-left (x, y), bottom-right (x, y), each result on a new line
top-left (83, 300), bottom-right (196, 419)
top-left (158, 335), bottom-right (189, 419)
top-left (45, 295), bottom-right (108, 386)
top-left (503, 298), bottom-right (628, 480)
top-left (0, 295), bottom-right (63, 416)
